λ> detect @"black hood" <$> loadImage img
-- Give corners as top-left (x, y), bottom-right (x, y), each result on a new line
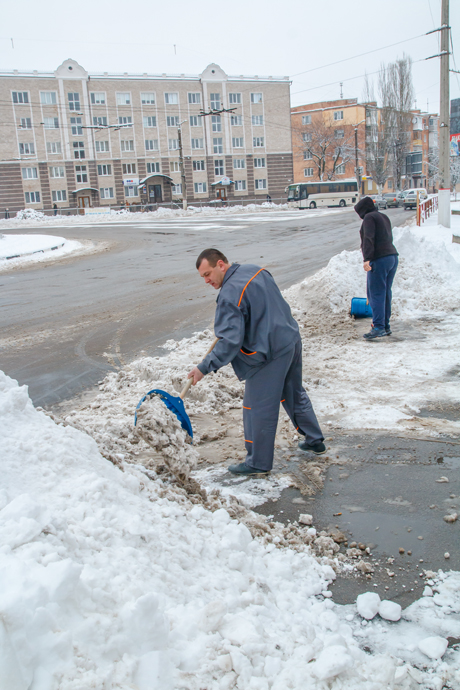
top-left (354, 196), bottom-right (376, 219)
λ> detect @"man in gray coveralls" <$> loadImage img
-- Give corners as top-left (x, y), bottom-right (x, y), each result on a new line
top-left (188, 248), bottom-right (325, 476)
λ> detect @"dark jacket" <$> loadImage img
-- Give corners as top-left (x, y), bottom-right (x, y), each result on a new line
top-left (354, 196), bottom-right (398, 262)
top-left (198, 263), bottom-right (299, 381)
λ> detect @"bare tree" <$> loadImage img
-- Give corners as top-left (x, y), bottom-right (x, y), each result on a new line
top-left (363, 55), bottom-right (415, 192)
top-left (293, 113), bottom-right (356, 181)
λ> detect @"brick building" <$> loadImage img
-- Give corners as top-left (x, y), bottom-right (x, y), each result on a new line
top-left (0, 60), bottom-right (293, 213)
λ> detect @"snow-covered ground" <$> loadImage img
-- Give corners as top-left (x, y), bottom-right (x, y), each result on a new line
top-left (1, 208), bottom-right (459, 689)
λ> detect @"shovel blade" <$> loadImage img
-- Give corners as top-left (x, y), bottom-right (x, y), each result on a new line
top-left (135, 388), bottom-right (194, 440)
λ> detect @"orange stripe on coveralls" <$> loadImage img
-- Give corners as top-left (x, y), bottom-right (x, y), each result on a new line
top-left (240, 349), bottom-right (257, 355)
top-left (237, 268), bottom-right (265, 307)
top-left (243, 406), bottom-right (251, 410)
top-left (280, 399), bottom-right (285, 403)
top-left (245, 440), bottom-right (253, 443)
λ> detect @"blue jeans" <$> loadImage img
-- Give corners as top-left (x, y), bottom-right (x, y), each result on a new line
top-left (367, 254), bottom-right (399, 330)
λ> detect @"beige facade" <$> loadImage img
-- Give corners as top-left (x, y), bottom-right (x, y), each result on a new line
top-left (0, 60), bottom-right (293, 212)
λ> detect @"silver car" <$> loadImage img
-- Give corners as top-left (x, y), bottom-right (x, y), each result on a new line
top-left (369, 195), bottom-right (388, 210)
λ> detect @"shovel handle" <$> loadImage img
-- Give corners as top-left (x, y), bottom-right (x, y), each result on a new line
top-left (180, 336), bottom-right (219, 399)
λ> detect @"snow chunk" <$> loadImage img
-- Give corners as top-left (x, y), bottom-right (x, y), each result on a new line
top-left (378, 600), bottom-right (402, 621)
top-left (418, 636), bottom-right (448, 659)
top-left (312, 645), bottom-right (353, 680)
top-left (356, 592), bottom-right (381, 620)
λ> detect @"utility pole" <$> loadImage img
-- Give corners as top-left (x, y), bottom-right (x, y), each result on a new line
top-left (354, 120), bottom-right (365, 197)
top-left (177, 123), bottom-right (187, 211)
top-left (438, 0), bottom-right (450, 228)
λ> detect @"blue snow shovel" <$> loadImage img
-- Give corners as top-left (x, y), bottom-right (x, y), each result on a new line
top-left (134, 337), bottom-right (219, 440)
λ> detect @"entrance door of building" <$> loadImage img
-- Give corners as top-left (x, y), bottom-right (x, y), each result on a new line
top-left (216, 188), bottom-right (227, 201)
top-left (77, 196), bottom-right (91, 214)
top-left (148, 184), bottom-right (162, 202)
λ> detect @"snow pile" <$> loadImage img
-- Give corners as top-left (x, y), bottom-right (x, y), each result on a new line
top-left (284, 221), bottom-right (460, 433)
top-left (0, 233), bottom-right (87, 271)
top-left (1, 370), bottom-right (460, 689)
top-left (15, 208), bottom-right (46, 221)
top-left (62, 329), bottom-right (243, 467)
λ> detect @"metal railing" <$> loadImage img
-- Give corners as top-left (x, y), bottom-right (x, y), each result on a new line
top-left (416, 194), bottom-right (438, 226)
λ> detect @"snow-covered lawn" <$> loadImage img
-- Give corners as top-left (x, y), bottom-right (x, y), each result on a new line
top-left (1, 208), bottom-right (459, 689)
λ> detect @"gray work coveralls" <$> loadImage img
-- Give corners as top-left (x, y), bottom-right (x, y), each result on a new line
top-left (197, 263), bottom-right (323, 471)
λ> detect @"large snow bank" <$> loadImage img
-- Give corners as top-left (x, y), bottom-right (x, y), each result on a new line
top-left (1, 371), bottom-right (460, 689)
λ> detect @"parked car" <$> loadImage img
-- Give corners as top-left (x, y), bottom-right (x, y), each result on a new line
top-left (383, 192), bottom-right (402, 208)
top-left (368, 195), bottom-right (388, 209)
top-left (403, 188), bottom-right (427, 210)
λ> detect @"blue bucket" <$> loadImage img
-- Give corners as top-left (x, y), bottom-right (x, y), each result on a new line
top-left (350, 297), bottom-right (372, 318)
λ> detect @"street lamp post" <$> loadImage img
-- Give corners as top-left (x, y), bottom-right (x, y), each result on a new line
top-left (354, 120), bottom-right (366, 197)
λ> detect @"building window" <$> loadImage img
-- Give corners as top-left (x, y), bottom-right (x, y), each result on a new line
top-left (232, 137), bottom-right (244, 148)
top-left (143, 116), bottom-right (157, 127)
top-left (75, 165), bottom-right (88, 183)
top-left (146, 162), bottom-right (160, 173)
top-left (52, 190), bottom-right (67, 202)
top-left (122, 163), bottom-right (136, 174)
top-left (234, 180), bottom-right (246, 191)
top-left (19, 118), bottom-right (32, 129)
top-left (214, 160), bottom-right (224, 176)
top-left (233, 158), bottom-right (245, 169)
top-left (213, 138), bottom-right (223, 154)
top-left (165, 93), bottom-right (178, 105)
top-left (97, 164), bottom-right (112, 176)
top-left (73, 142), bottom-right (85, 159)
top-left (252, 115), bottom-right (263, 126)
top-left (100, 188), bottom-right (114, 199)
top-left (90, 92), bottom-right (106, 105)
top-left (194, 182), bottom-right (207, 193)
top-left (118, 116), bottom-right (132, 125)
top-left (303, 133), bottom-right (312, 142)
top-left (210, 93), bottom-right (221, 110)
top-left (141, 92), bottom-right (155, 105)
top-left (40, 92), bottom-right (57, 105)
top-left (13, 91), bottom-right (29, 104)
top-left (167, 116), bottom-right (180, 127)
top-left (95, 141), bottom-right (109, 152)
top-left (255, 179), bottom-right (267, 189)
top-left (145, 140), bottom-right (159, 151)
top-left (68, 93), bottom-right (81, 111)
top-left (253, 137), bottom-right (264, 147)
top-left (193, 160), bottom-right (205, 171)
top-left (168, 139), bottom-right (179, 150)
top-left (303, 150), bottom-right (312, 160)
top-left (229, 93), bottom-right (241, 104)
top-left (22, 167), bottom-right (38, 179)
top-left (170, 161), bottom-right (180, 172)
top-left (49, 166), bottom-right (65, 178)
top-left (71, 117), bottom-right (83, 136)
top-left (335, 163), bottom-right (345, 174)
top-left (188, 92), bottom-right (201, 104)
top-left (212, 115), bottom-right (222, 132)
top-left (189, 115), bottom-right (202, 127)
top-left (251, 93), bottom-right (263, 104)
top-left (19, 143), bottom-right (35, 155)
top-left (191, 138), bottom-right (204, 149)
top-left (302, 115), bottom-right (311, 125)
top-left (125, 185), bottom-right (138, 197)
top-left (121, 140), bottom-right (134, 152)
top-left (116, 93), bottom-right (131, 105)
top-left (93, 116), bottom-right (108, 127)
top-left (304, 168), bottom-right (313, 177)
top-left (334, 111), bottom-right (344, 121)
top-left (254, 157), bottom-right (266, 168)
top-left (387, 179), bottom-right (393, 190)
top-left (25, 191), bottom-right (40, 203)
top-left (47, 141), bottom-right (62, 154)
top-left (335, 129), bottom-right (344, 138)
top-left (231, 115), bottom-right (243, 126)
top-left (172, 183), bottom-right (182, 195)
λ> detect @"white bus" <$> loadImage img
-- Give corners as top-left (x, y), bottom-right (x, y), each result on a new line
top-left (287, 179), bottom-right (359, 209)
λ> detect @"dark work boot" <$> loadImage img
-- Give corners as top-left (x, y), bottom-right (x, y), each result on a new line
top-left (228, 462), bottom-right (270, 476)
top-left (298, 439), bottom-right (326, 455)
top-left (363, 327), bottom-right (386, 340)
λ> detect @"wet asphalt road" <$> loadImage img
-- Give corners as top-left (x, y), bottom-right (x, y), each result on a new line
top-left (1, 206), bottom-right (411, 407)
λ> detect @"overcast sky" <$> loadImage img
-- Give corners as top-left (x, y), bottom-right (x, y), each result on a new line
top-left (1, 0), bottom-right (459, 114)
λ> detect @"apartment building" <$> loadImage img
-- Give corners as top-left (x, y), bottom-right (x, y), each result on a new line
top-left (0, 60), bottom-right (293, 212)
top-left (291, 98), bottom-right (366, 185)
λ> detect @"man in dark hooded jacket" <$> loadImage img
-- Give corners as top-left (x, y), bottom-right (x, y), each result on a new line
top-left (354, 196), bottom-right (399, 339)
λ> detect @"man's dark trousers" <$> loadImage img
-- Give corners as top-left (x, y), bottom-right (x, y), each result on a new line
top-left (367, 254), bottom-right (399, 330)
top-left (243, 337), bottom-right (323, 471)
